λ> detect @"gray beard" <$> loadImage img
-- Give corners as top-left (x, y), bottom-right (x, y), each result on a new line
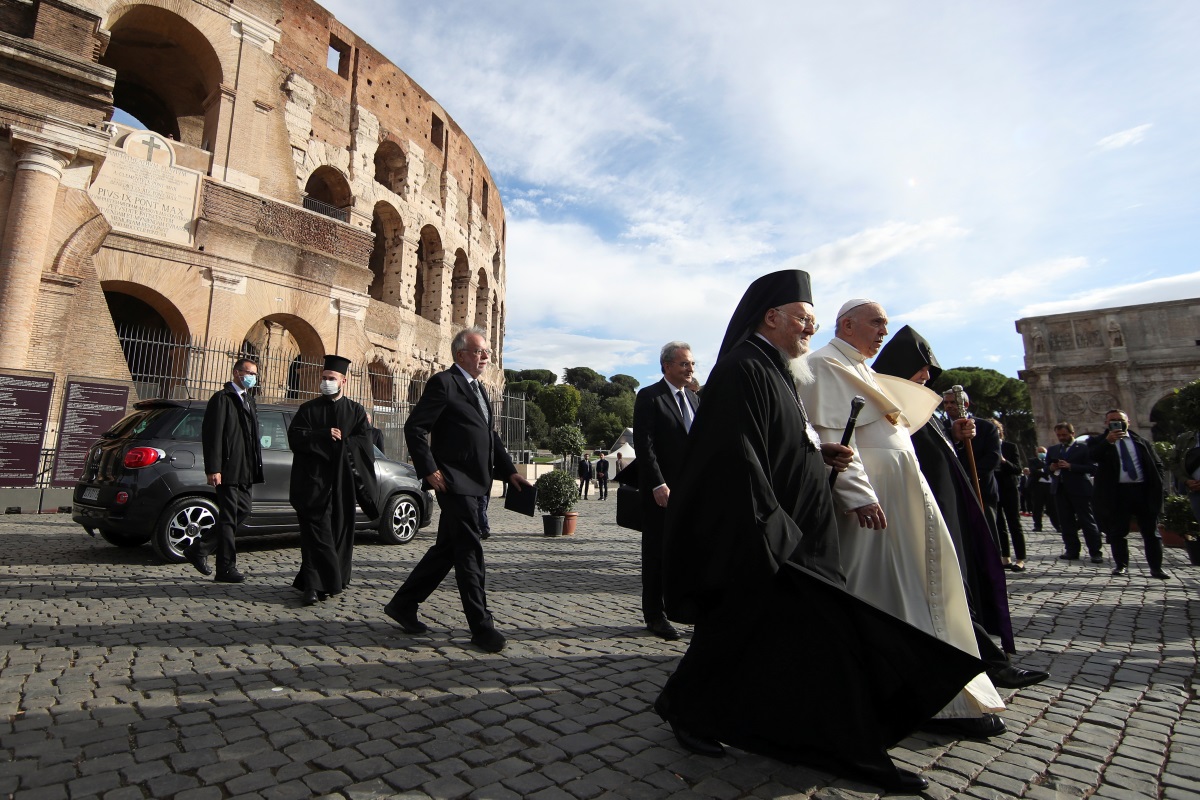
top-left (788, 353), bottom-right (815, 386)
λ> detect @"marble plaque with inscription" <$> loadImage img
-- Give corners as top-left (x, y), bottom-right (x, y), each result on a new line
top-left (88, 130), bottom-right (201, 246)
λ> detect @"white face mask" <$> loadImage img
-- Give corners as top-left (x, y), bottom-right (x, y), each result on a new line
top-left (319, 379), bottom-right (340, 396)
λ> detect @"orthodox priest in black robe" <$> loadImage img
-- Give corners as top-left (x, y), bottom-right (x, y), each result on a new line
top-left (874, 326), bottom-right (1050, 689)
top-left (655, 270), bottom-right (983, 793)
top-left (288, 355), bottom-right (377, 605)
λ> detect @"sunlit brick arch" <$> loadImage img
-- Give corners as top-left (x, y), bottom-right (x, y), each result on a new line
top-left (240, 314), bottom-right (325, 402)
top-left (304, 165), bottom-right (354, 215)
top-left (102, 3), bottom-right (226, 152)
top-left (369, 201), bottom-right (405, 305)
top-left (414, 225), bottom-right (445, 323)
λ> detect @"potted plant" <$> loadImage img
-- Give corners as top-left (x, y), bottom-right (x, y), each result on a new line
top-left (535, 468), bottom-right (580, 536)
top-left (1160, 494), bottom-right (1200, 566)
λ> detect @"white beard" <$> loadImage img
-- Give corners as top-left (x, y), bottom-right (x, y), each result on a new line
top-left (788, 353), bottom-right (815, 386)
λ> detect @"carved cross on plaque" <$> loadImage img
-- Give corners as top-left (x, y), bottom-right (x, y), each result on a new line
top-left (140, 137), bottom-right (164, 162)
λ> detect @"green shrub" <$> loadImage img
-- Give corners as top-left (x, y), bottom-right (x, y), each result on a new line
top-left (535, 468), bottom-right (579, 515)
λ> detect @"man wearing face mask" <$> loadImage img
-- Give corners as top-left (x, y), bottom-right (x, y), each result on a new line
top-left (186, 357), bottom-right (264, 582)
top-left (288, 355), bottom-right (377, 606)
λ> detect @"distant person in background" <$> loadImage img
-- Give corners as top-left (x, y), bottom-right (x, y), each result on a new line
top-left (1027, 446), bottom-right (1059, 533)
top-left (366, 411), bottom-right (385, 454)
top-left (1171, 380), bottom-right (1200, 526)
top-left (615, 452), bottom-right (626, 477)
top-left (1018, 467), bottom-right (1031, 514)
top-left (993, 421), bottom-right (1027, 571)
top-left (187, 357), bottom-right (263, 583)
top-left (577, 454), bottom-right (593, 499)
top-left (596, 455), bottom-right (610, 500)
top-left (1047, 422), bottom-right (1104, 563)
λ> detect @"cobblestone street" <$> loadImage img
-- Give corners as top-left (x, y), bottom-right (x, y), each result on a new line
top-left (1, 500), bottom-right (1198, 799)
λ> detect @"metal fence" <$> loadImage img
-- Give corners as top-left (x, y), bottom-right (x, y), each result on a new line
top-left (91, 327), bottom-right (523, 467)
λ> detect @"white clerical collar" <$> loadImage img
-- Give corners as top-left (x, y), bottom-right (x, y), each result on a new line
top-left (830, 336), bottom-right (869, 364)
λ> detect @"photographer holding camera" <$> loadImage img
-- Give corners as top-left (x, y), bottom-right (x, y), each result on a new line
top-left (1087, 409), bottom-right (1169, 579)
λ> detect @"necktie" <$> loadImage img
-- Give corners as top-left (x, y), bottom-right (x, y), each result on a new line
top-left (471, 381), bottom-right (489, 421)
top-left (676, 390), bottom-right (692, 433)
top-left (1119, 439), bottom-right (1138, 480)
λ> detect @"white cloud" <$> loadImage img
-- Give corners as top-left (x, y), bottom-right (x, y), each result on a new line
top-left (1095, 123), bottom-right (1153, 152)
top-left (1018, 271), bottom-right (1200, 318)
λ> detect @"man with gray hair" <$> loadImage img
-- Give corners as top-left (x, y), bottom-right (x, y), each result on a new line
top-left (799, 299), bottom-right (1006, 739)
top-left (632, 340), bottom-right (700, 640)
top-left (385, 327), bottom-right (531, 652)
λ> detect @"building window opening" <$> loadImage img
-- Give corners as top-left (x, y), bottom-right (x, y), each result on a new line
top-left (328, 35), bottom-right (351, 78)
top-left (431, 113), bottom-right (444, 150)
top-left (481, 180), bottom-right (489, 219)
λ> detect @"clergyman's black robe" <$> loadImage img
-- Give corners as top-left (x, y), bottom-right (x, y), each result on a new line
top-left (659, 338), bottom-right (983, 777)
top-left (288, 394), bottom-right (377, 594)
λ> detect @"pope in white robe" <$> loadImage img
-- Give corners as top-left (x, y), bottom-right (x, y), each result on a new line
top-left (799, 300), bottom-right (1004, 727)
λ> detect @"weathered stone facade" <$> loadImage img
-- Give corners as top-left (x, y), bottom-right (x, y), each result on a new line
top-left (0, 0), bottom-right (506, 435)
top-left (1016, 298), bottom-right (1200, 443)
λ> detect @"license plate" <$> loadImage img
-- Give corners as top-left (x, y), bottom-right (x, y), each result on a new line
top-left (81, 487), bottom-right (99, 501)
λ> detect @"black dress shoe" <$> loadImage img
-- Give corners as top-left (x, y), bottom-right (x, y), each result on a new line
top-left (646, 619), bottom-right (681, 641)
top-left (1059, 553), bottom-right (1079, 561)
top-left (383, 602), bottom-right (429, 634)
top-left (302, 589), bottom-right (319, 606)
top-left (850, 763), bottom-right (928, 792)
top-left (988, 665), bottom-right (1050, 689)
top-left (1090, 555), bottom-right (1105, 564)
top-left (653, 696), bottom-right (725, 757)
top-left (1151, 569), bottom-right (1170, 580)
top-left (471, 627), bottom-right (506, 653)
top-left (1112, 565), bottom-right (1128, 576)
top-left (184, 545), bottom-right (212, 576)
top-left (922, 713), bottom-right (1006, 739)
top-left (214, 570), bottom-right (245, 583)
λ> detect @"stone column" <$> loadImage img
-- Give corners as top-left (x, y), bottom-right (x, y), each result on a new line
top-left (0, 135), bottom-right (75, 370)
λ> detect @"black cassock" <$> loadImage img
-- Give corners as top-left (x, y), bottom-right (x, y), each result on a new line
top-left (659, 338), bottom-right (983, 778)
top-left (288, 395), bottom-right (376, 595)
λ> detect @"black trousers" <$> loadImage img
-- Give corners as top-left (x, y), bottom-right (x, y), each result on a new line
top-left (641, 500), bottom-right (667, 625)
top-left (1099, 483), bottom-right (1164, 571)
top-left (391, 493), bottom-right (492, 635)
top-left (597, 476), bottom-right (608, 499)
top-left (996, 483), bottom-right (1026, 561)
top-left (578, 477), bottom-right (590, 498)
top-left (1055, 492), bottom-right (1102, 558)
top-left (1030, 482), bottom-right (1057, 531)
top-left (196, 483), bottom-right (251, 574)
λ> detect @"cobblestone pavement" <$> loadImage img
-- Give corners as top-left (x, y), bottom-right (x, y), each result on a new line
top-left (1, 500), bottom-right (1198, 800)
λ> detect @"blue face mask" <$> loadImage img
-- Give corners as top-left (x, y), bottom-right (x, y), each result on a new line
top-left (1037, 452), bottom-right (1046, 460)
top-left (241, 374), bottom-right (257, 390)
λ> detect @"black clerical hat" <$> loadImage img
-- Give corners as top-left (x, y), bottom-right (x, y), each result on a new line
top-left (717, 270), bottom-right (813, 360)
top-left (872, 325), bottom-right (942, 383)
top-left (322, 354), bottom-right (352, 375)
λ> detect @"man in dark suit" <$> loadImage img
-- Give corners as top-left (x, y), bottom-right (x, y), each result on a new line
top-left (993, 421), bottom-right (1027, 571)
top-left (942, 390), bottom-right (1003, 553)
top-left (577, 454), bottom-right (593, 499)
top-left (1027, 446), bottom-right (1059, 533)
top-left (384, 327), bottom-right (532, 652)
top-left (1046, 421), bottom-right (1104, 563)
top-left (185, 357), bottom-right (263, 582)
top-left (633, 340), bottom-right (699, 640)
top-left (1088, 409), bottom-right (1168, 579)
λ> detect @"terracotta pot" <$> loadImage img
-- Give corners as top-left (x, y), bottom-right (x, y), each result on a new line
top-left (1161, 528), bottom-right (1188, 549)
top-left (562, 512), bottom-right (579, 536)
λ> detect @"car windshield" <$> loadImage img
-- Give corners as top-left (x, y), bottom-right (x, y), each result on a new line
top-left (101, 407), bottom-right (174, 439)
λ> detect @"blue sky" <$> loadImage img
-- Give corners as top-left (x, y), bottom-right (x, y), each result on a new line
top-left (321, 0), bottom-right (1200, 389)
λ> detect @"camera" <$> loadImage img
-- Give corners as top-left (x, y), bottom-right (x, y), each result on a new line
top-left (1108, 420), bottom-right (1127, 432)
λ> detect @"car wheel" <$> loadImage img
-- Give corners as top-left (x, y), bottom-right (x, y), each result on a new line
top-left (153, 496), bottom-right (218, 563)
top-left (99, 529), bottom-right (152, 548)
top-left (378, 493), bottom-right (420, 544)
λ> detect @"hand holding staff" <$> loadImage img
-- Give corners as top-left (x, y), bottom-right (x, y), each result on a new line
top-left (951, 384), bottom-right (985, 507)
top-left (829, 395), bottom-right (866, 489)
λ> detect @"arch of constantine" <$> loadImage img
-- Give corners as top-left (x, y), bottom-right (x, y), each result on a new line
top-left (1016, 298), bottom-right (1200, 444)
top-left (0, 0), bottom-right (509, 499)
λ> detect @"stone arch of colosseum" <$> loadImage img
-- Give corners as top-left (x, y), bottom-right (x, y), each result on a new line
top-left (102, 3), bottom-right (226, 149)
top-left (415, 225), bottom-right (446, 323)
top-left (369, 201), bottom-right (406, 306)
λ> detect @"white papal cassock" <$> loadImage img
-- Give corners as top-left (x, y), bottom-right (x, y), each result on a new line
top-left (800, 337), bottom-right (1004, 719)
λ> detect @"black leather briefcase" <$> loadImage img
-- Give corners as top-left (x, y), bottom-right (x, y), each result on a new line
top-left (616, 484), bottom-right (642, 531)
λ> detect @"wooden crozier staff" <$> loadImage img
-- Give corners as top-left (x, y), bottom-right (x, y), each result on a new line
top-left (951, 384), bottom-right (985, 508)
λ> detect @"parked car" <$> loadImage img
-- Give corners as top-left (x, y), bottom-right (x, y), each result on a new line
top-left (72, 398), bottom-right (433, 563)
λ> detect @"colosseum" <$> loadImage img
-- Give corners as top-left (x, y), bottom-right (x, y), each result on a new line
top-left (0, 0), bottom-right (510, 498)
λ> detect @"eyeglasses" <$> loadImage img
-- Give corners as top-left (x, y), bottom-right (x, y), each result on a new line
top-left (773, 308), bottom-right (820, 332)
top-left (464, 348), bottom-right (491, 357)
top-left (673, 361), bottom-right (697, 369)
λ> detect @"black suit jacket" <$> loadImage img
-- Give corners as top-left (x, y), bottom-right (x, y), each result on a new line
top-left (633, 379), bottom-right (699, 493)
top-left (997, 440), bottom-right (1022, 492)
top-left (1046, 439), bottom-right (1095, 496)
top-left (1087, 430), bottom-right (1165, 516)
top-left (1027, 455), bottom-right (1052, 485)
top-left (202, 383), bottom-right (263, 485)
top-left (404, 367), bottom-right (516, 496)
